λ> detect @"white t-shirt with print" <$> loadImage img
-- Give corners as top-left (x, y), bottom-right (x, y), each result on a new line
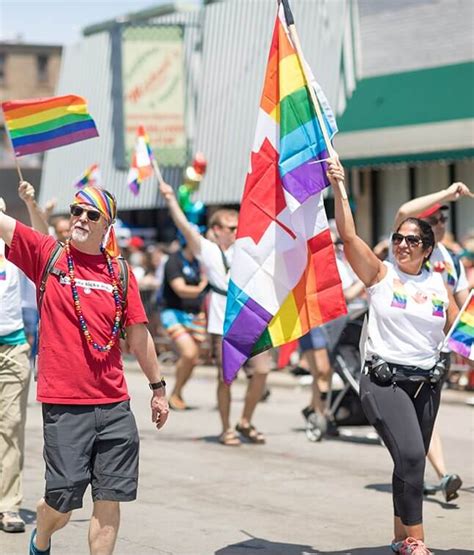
top-left (366, 261), bottom-right (448, 369)
top-left (197, 237), bottom-right (234, 335)
top-left (0, 240), bottom-right (24, 337)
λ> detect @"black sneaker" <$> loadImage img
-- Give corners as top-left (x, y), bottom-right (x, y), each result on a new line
top-left (440, 473), bottom-right (462, 502)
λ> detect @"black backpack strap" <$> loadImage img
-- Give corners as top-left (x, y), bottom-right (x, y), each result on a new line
top-left (38, 241), bottom-right (65, 314)
top-left (117, 256), bottom-right (129, 336)
top-left (207, 245), bottom-right (230, 296)
top-left (218, 246), bottom-right (230, 274)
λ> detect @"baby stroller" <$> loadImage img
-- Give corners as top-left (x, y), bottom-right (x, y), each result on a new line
top-left (305, 309), bottom-right (369, 442)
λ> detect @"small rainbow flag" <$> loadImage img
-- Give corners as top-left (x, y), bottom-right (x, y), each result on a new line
top-left (0, 254), bottom-right (6, 281)
top-left (221, 0), bottom-right (346, 383)
top-left (447, 290), bottom-right (474, 360)
top-left (127, 126), bottom-right (154, 196)
top-left (74, 163), bottom-right (101, 189)
top-left (1, 95), bottom-right (98, 157)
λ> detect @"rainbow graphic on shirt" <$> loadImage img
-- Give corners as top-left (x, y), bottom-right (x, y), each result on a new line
top-left (431, 295), bottom-right (445, 318)
top-left (391, 278), bottom-right (407, 309)
top-left (0, 254), bottom-right (6, 281)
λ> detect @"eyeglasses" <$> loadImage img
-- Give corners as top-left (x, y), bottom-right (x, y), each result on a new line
top-left (70, 205), bottom-right (101, 222)
top-left (391, 233), bottom-right (422, 247)
top-left (221, 225), bottom-right (237, 233)
top-left (425, 214), bottom-right (448, 226)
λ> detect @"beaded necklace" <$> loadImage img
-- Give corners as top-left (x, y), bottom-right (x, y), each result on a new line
top-left (65, 240), bottom-right (122, 353)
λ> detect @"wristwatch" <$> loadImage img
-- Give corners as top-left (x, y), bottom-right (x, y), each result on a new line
top-left (149, 379), bottom-right (166, 391)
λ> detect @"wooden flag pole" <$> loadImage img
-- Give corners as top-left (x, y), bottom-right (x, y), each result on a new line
top-left (152, 158), bottom-right (165, 186)
top-left (281, 0), bottom-right (348, 200)
top-left (1, 106), bottom-right (24, 182)
top-left (440, 289), bottom-right (473, 352)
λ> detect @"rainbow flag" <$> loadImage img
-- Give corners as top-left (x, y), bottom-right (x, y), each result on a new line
top-left (447, 290), bottom-right (474, 360)
top-left (0, 254), bottom-right (6, 281)
top-left (1, 95), bottom-right (98, 157)
top-left (74, 163), bottom-right (101, 189)
top-left (127, 126), bottom-right (154, 196)
top-left (222, 1), bottom-right (346, 382)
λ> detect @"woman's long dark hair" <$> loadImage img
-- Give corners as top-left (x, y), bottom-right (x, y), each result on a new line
top-left (396, 217), bottom-right (435, 263)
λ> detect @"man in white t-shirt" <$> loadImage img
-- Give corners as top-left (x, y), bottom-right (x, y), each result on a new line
top-left (159, 181), bottom-right (270, 446)
top-left (395, 181), bottom-right (473, 502)
top-left (0, 198), bottom-right (31, 534)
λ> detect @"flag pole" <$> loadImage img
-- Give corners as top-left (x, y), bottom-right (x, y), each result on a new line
top-left (1, 106), bottom-right (24, 182)
top-left (281, 0), bottom-right (348, 200)
top-left (440, 289), bottom-right (473, 352)
top-left (152, 158), bottom-right (165, 186)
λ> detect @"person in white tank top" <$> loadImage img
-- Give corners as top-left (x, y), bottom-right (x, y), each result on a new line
top-left (327, 158), bottom-right (458, 555)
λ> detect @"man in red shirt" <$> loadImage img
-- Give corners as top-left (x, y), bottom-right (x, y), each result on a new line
top-left (0, 185), bottom-right (169, 555)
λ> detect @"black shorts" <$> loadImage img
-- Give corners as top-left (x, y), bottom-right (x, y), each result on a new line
top-left (42, 400), bottom-right (139, 513)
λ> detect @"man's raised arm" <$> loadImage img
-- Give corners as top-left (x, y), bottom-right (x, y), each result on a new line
top-left (0, 197), bottom-right (17, 246)
top-left (158, 181), bottom-right (202, 257)
top-left (394, 182), bottom-right (473, 229)
top-left (18, 180), bottom-right (49, 235)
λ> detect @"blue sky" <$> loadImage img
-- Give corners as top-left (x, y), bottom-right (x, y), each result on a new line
top-left (0, 1), bottom-right (201, 45)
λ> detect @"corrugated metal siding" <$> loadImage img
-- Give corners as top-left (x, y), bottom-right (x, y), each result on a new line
top-left (195, 0), bottom-right (357, 205)
top-left (39, 1), bottom-right (358, 211)
top-left (39, 10), bottom-right (202, 212)
top-left (358, 0), bottom-right (474, 77)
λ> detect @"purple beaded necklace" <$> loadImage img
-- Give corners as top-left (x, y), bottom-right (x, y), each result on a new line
top-left (65, 240), bottom-right (122, 353)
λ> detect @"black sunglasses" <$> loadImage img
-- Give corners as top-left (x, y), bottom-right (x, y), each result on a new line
top-left (425, 214), bottom-right (448, 226)
top-left (70, 205), bottom-right (101, 222)
top-left (391, 233), bottom-right (422, 247)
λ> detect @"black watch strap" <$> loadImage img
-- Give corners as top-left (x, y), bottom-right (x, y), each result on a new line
top-left (149, 378), bottom-right (166, 390)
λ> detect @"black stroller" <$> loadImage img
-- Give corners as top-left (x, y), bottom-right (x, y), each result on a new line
top-left (304, 310), bottom-right (370, 442)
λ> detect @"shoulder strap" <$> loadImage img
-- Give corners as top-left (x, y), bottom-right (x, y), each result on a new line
top-left (38, 241), bottom-right (65, 314)
top-left (218, 245), bottom-right (230, 274)
top-left (117, 256), bottom-right (129, 306)
top-left (117, 256), bottom-right (129, 336)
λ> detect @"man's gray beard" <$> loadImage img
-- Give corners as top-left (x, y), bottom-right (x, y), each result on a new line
top-left (71, 228), bottom-right (89, 242)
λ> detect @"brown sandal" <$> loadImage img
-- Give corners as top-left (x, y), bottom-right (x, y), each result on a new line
top-left (235, 423), bottom-right (266, 444)
top-left (219, 429), bottom-right (241, 446)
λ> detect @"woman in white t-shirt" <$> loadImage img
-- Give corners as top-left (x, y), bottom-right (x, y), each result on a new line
top-left (328, 159), bottom-right (457, 555)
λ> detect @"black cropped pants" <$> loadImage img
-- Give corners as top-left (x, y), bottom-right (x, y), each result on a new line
top-left (359, 373), bottom-right (441, 526)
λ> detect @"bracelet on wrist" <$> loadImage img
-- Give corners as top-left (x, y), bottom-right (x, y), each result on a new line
top-left (149, 378), bottom-right (166, 391)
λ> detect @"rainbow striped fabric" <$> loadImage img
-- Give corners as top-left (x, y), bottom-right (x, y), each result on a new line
top-left (0, 254), bottom-right (6, 281)
top-left (1, 95), bottom-right (98, 157)
top-left (447, 290), bottom-right (474, 360)
top-left (74, 163), bottom-right (101, 189)
top-left (127, 126), bottom-right (154, 195)
top-left (222, 3), bottom-right (346, 382)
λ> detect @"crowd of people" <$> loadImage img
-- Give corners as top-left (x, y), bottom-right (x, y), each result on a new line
top-left (0, 165), bottom-right (472, 555)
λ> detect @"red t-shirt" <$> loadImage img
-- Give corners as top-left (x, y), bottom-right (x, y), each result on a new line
top-left (6, 221), bottom-right (148, 404)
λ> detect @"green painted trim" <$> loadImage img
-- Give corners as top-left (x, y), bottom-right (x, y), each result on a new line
top-left (344, 148), bottom-right (474, 168)
top-left (338, 62), bottom-right (474, 132)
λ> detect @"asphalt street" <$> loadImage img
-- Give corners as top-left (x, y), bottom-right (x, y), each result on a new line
top-left (2, 364), bottom-right (473, 555)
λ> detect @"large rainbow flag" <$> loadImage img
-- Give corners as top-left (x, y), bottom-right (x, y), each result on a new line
top-left (447, 290), bottom-right (474, 360)
top-left (127, 126), bottom-right (154, 196)
top-left (1, 95), bottom-right (98, 157)
top-left (222, 1), bottom-right (347, 383)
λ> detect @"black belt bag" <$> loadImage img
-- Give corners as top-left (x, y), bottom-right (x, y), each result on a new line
top-left (365, 356), bottom-right (446, 386)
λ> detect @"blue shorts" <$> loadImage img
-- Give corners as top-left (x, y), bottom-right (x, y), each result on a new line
top-left (160, 309), bottom-right (206, 342)
top-left (299, 316), bottom-right (349, 353)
